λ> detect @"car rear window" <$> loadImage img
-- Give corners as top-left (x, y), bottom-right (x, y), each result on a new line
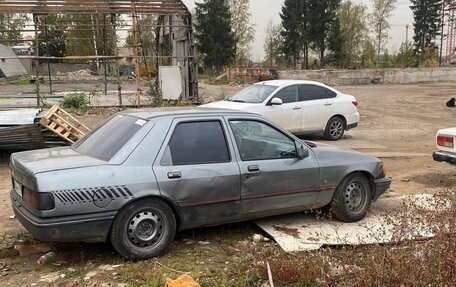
top-left (73, 115), bottom-right (147, 161)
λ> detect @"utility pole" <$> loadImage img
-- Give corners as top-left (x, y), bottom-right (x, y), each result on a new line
top-left (439, 1), bottom-right (446, 66)
top-left (406, 24), bottom-right (409, 43)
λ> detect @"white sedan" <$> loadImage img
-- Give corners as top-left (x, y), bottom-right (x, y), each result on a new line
top-left (201, 80), bottom-right (360, 140)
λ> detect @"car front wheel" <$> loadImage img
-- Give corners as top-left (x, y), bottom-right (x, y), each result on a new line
top-left (330, 173), bottom-right (372, 222)
top-left (324, 117), bottom-right (345, 141)
top-left (110, 198), bottom-right (176, 260)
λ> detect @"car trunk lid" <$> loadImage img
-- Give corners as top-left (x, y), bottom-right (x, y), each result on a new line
top-left (10, 146), bottom-right (105, 189)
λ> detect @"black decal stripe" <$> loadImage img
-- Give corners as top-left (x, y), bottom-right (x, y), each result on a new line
top-left (116, 187), bottom-right (127, 197)
top-left (61, 193), bottom-right (72, 203)
top-left (97, 189), bottom-right (107, 199)
top-left (74, 190), bottom-right (85, 201)
top-left (122, 186), bottom-right (134, 197)
top-left (108, 187), bottom-right (120, 198)
top-left (68, 192), bottom-right (80, 202)
top-left (55, 193), bottom-right (66, 203)
top-left (80, 190), bottom-right (91, 201)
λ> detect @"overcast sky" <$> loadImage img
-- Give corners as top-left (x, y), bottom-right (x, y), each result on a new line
top-left (182, 0), bottom-right (415, 61)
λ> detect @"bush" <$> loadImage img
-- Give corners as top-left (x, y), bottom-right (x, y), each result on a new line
top-left (60, 92), bottom-right (89, 109)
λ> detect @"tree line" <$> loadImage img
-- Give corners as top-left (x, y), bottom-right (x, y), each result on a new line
top-left (0, 0), bottom-right (449, 71)
top-left (195, 0), bottom-right (448, 72)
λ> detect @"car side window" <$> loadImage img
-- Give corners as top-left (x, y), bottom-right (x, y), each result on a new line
top-left (299, 85), bottom-right (328, 101)
top-left (272, 85), bottom-right (299, 104)
top-left (326, 88), bottom-right (337, 98)
top-left (164, 121), bottom-right (230, 166)
top-left (229, 120), bottom-right (297, 161)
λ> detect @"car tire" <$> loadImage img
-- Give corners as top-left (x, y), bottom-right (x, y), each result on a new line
top-left (110, 198), bottom-right (176, 260)
top-left (330, 173), bottom-right (372, 222)
top-left (324, 117), bottom-right (345, 141)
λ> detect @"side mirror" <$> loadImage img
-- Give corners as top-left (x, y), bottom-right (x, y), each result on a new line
top-left (296, 143), bottom-right (309, 159)
top-left (270, 98), bottom-right (283, 105)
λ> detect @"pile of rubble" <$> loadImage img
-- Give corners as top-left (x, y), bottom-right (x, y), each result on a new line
top-left (56, 69), bottom-right (97, 80)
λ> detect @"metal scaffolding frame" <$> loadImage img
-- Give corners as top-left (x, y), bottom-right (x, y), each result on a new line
top-left (0, 0), bottom-right (198, 107)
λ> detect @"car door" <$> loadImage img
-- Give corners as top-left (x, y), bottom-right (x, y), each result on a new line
top-left (299, 84), bottom-right (336, 132)
top-left (153, 118), bottom-right (241, 225)
top-left (263, 85), bottom-right (302, 133)
top-left (226, 118), bottom-right (320, 215)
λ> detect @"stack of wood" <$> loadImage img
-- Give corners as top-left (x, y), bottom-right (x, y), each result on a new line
top-left (0, 105), bottom-right (91, 151)
top-left (38, 105), bottom-right (90, 144)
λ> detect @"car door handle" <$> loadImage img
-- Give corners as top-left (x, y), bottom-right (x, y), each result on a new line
top-left (247, 165), bottom-right (260, 172)
top-left (167, 171), bottom-right (182, 179)
top-left (293, 106), bottom-right (302, 110)
top-left (324, 103), bottom-right (333, 106)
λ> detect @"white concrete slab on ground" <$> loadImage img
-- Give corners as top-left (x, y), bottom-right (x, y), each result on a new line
top-left (254, 194), bottom-right (450, 252)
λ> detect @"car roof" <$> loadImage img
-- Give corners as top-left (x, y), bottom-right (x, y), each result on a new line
top-left (255, 79), bottom-right (328, 87)
top-left (120, 107), bottom-right (255, 120)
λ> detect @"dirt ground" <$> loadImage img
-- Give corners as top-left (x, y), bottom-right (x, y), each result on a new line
top-left (0, 82), bottom-right (455, 286)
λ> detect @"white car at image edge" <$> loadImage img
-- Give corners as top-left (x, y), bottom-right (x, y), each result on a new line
top-left (433, 127), bottom-right (456, 165)
top-left (201, 80), bottom-right (360, 140)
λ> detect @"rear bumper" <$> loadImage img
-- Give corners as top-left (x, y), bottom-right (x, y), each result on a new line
top-left (11, 191), bottom-right (115, 243)
top-left (433, 150), bottom-right (456, 165)
top-left (345, 112), bottom-right (360, 130)
top-left (372, 177), bottom-right (392, 201)
top-left (347, 122), bottom-right (358, 130)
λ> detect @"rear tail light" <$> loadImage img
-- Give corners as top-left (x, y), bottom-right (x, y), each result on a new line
top-left (352, 101), bottom-right (358, 107)
top-left (437, 135), bottom-right (454, 148)
top-left (23, 188), bottom-right (55, 210)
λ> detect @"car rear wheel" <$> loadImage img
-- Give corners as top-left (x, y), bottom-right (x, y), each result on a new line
top-left (330, 173), bottom-right (372, 222)
top-left (110, 198), bottom-right (176, 260)
top-left (324, 117), bottom-right (345, 141)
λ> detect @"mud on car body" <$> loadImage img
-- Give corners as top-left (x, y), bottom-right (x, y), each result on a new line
top-left (10, 108), bottom-right (391, 260)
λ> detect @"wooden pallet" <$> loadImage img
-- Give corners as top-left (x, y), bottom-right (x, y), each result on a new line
top-left (39, 105), bottom-right (91, 143)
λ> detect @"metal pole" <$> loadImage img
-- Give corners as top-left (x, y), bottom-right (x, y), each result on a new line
top-left (439, 2), bottom-right (445, 66)
top-left (44, 16), bottom-right (53, 94)
top-left (131, 0), bottom-right (141, 108)
top-left (406, 24), bottom-right (409, 43)
top-left (33, 14), bottom-right (41, 108)
top-left (111, 14), bottom-right (122, 106)
top-left (103, 14), bottom-right (108, 94)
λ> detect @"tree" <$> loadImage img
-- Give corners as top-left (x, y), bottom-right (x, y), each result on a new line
top-left (371, 0), bottom-right (397, 68)
top-left (395, 41), bottom-right (417, 67)
top-left (126, 15), bottom-right (157, 62)
top-left (410, 0), bottom-right (443, 66)
top-left (308, 0), bottom-right (341, 66)
top-left (361, 39), bottom-right (376, 68)
top-left (64, 14), bottom-right (116, 58)
top-left (194, 0), bottom-right (235, 73)
top-left (263, 22), bottom-right (284, 68)
top-left (338, 0), bottom-right (369, 68)
top-left (37, 15), bottom-right (66, 61)
top-left (280, 0), bottom-right (306, 68)
top-left (327, 18), bottom-right (346, 67)
top-left (228, 0), bottom-right (255, 65)
top-left (0, 14), bottom-right (29, 46)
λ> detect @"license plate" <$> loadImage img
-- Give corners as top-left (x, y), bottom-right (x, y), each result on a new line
top-left (14, 180), bottom-right (22, 197)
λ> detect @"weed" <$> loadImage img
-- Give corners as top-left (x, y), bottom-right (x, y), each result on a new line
top-left (60, 268), bottom-right (83, 278)
top-left (146, 81), bottom-right (161, 107)
top-left (60, 92), bottom-right (89, 110)
top-left (6, 76), bottom-right (32, 86)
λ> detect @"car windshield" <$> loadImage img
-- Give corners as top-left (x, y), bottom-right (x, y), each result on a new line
top-left (72, 114), bottom-right (147, 161)
top-left (228, 84), bottom-right (277, 103)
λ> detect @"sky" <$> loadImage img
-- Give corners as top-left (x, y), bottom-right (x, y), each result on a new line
top-left (182, 0), bottom-right (415, 61)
